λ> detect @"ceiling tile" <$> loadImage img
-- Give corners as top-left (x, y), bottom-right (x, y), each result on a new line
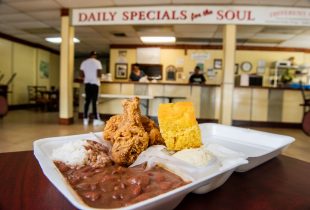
top-left (0, 13), bottom-right (35, 22)
top-left (289, 35), bottom-right (310, 41)
top-left (75, 26), bottom-right (99, 33)
top-left (176, 32), bottom-right (215, 38)
top-left (294, 0), bottom-right (310, 7)
top-left (40, 20), bottom-right (60, 28)
top-left (9, 21), bottom-right (50, 29)
top-left (75, 29), bottom-right (103, 39)
top-left (109, 37), bottom-right (142, 44)
top-left (55, 0), bottom-right (114, 8)
top-left (93, 25), bottom-right (136, 37)
top-left (0, 25), bottom-right (25, 34)
top-left (213, 32), bottom-right (223, 38)
top-left (257, 0), bottom-right (297, 6)
top-left (2, 0), bottom-right (29, 2)
top-left (13, 33), bottom-right (43, 41)
top-left (0, 4), bottom-right (19, 14)
top-left (254, 33), bottom-right (296, 40)
top-left (28, 10), bottom-right (60, 20)
top-left (261, 26), bottom-right (305, 34)
top-left (172, 0), bottom-right (232, 4)
top-left (237, 25), bottom-right (264, 33)
top-left (300, 30), bottom-right (310, 35)
top-left (174, 25), bottom-right (218, 33)
top-left (236, 33), bottom-right (256, 39)
top-left (233, 0), bottom-right (260, 5)
top-left (134, 25), bottom-right (173, 33)
top-left (279, 40), bottom-right (310, 48)
top-left (79, 37), bottom-right (110, 44)
top-left (7, 0), bottom-right (61, 12)
top-left (137, 31), bottom-right (175, 37)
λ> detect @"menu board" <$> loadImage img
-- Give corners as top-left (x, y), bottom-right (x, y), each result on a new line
top-left (136, 48), bottom-right (160, 64)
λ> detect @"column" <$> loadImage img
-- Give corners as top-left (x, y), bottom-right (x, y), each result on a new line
top-left (220, 24), bottom-right (236, 125)
top-left (59, 8), bottom-right (74, 124)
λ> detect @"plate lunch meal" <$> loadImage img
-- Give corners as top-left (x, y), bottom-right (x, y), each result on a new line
top-left (34, 123), bottom-right (294, 210)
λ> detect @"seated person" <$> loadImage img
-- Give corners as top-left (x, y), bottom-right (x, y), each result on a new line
top-left (189, 66), bottom-right (206, 84)
top-left (130, 64), bottom-right (145, 81)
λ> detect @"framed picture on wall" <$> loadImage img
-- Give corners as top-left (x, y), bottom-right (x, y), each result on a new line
top-left (115, 63), bottom-right (128, 79)
top-left (213, 59), bottom-right (222, 69)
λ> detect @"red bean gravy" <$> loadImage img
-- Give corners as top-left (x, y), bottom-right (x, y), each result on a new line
top-left (54, 162), bottom-right (189, 208)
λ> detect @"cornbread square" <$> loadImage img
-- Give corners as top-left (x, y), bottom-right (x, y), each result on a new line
top-left (158, 101), bottom-right (202, 151)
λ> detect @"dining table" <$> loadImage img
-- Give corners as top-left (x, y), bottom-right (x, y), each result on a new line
top-left (37, 89), bottom-right (59, 111)
top-left (0, 151), bottom-right (309, 210)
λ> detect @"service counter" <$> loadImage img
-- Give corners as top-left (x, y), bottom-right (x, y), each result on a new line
top-left (77, 81), bottom-right (308, 125)
top-left (233, 86), bottom-right (306, 124)
top-left (78, 81), bottom-right (221, 119)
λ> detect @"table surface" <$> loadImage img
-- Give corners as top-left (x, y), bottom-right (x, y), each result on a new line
top-left (0, 151), bottom-right (309, 210)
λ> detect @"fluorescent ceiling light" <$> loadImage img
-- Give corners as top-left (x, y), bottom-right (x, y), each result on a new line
top-left (45, 37), bottom-right (80, 44)
top-left (140, 36), bottom-right (176, 43)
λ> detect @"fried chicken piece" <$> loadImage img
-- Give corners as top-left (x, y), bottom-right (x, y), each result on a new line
top-left (110, 97), bottom-right (149, 166)
top-left (103, 115), bottom-right (123, 143)
top-left (103, 97), bottom-right (165, 165)
top-left (141, 115), bottom-right (165, 146)
top-left (104, 111), bottom-right (164, 146)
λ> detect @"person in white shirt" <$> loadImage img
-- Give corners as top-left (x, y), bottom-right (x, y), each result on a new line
top-left (80, 51), bottom-right (104, 126)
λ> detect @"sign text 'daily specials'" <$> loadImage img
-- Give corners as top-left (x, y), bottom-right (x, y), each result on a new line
top-left (72, 6), bottom-right (310, 26)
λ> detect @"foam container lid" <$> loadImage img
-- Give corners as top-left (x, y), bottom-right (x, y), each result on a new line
top-left (199, 123), bottom-right (295, 172)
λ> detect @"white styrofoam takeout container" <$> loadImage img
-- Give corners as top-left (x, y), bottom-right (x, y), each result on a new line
top-left (199, 123), bottom-right (295, 172)
top-left (33, 131), bottom-right (245, 210)
top-left (33, 123), bottom-right (294, 209)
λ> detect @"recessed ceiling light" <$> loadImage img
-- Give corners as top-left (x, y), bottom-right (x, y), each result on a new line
top-left (45, 37), bottom-right (80, 44)
top-left (140, 36), bottom-right (176, 43)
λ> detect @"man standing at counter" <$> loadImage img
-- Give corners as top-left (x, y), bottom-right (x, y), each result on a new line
top-left (189, 66), bottom-right (206, 84)
top-left (80, 51), bottom-right (104, 126)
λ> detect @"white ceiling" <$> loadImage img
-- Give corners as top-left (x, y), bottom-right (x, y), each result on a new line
top-left (0, 0), bottom-right (310, 56)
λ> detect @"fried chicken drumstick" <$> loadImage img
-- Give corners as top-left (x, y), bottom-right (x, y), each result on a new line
top-left (104, 97), bottom-right (165, 166)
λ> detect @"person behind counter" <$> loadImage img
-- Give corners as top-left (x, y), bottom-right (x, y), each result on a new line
top-left (189, 66), bottom-right (206, 84)
top-left (80, 51), bottom-right (104, 126)
top-left (130, 64), bottom-right (146, 81)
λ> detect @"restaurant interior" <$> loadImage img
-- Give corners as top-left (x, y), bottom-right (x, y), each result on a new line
top-left (0, 1), bottom-right (310, 209)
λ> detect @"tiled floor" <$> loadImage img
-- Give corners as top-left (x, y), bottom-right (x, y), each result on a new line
top-left (0, 110), bottom-right (309, 163)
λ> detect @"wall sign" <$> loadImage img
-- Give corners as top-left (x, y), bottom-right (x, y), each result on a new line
top-left (72, 6), bottom-right (310, 26)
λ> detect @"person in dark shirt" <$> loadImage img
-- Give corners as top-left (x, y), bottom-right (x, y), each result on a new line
top-left (189, 66), bottom-right (206, 84)
top-left (130, 64), bottom-right (145, 81)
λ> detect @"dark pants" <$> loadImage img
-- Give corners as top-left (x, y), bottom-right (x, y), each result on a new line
top-left (84, 83), bottom-right (99, 119)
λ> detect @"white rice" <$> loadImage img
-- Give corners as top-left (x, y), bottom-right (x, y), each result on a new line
top-left (172, 146), bottom-right (213, 167)
top-left (51, 140), bottom-right (88, 166)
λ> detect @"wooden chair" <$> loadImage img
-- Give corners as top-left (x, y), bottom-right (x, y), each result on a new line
top-left (27, 86), bottom-right (48, 110)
